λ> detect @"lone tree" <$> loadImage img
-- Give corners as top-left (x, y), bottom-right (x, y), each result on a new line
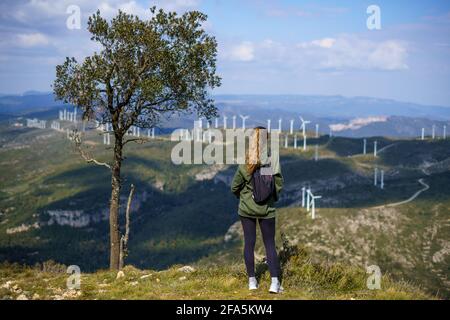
top-left (53, 7), bottom-right (221, 270)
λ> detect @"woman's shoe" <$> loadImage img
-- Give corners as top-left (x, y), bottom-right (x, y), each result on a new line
top-left (269, 277), bottom-right (283, 293)
top-left (249, 277), bottom-right (258, 290)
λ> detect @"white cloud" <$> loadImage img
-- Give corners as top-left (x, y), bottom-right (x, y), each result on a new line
top-left (221, 36), bottom-right (408, 71)
top-left (297, 36), bottom-right (408, 71)
top-left (311, 38), bottom-right (336, 48)
top-left (229, 42), bottom-right (255, 62)
top-left (368, 40), bottom-right (408, 70)
top-left (16, 33), bottom-right (49, 47)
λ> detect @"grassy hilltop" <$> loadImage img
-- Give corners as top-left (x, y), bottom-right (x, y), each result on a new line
top-left (0, 240), bottom-right (433, 300)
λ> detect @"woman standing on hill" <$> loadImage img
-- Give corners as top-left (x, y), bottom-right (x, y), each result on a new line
top-left (231, 127), bottom-right (284, 293)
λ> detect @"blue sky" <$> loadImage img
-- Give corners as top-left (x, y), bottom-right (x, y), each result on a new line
top-left (0, 0), bottom-right (450, 106)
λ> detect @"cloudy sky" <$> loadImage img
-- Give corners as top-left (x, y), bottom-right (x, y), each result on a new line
top-left (0, 0), bottom-right (450, 106)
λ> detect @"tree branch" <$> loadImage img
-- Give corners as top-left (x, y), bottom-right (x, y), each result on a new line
top-left (123, 137), bottom-right (149, 146)
top-left (119, 184), bottom-right (135, 270)
top-left (73, 131), bottom-right (112, 169)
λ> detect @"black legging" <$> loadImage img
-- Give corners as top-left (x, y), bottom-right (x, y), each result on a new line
top-left (240, 216), bottom-right (280, 278)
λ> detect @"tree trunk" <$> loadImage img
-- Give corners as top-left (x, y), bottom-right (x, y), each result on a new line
top-left (109, 136), bottom-right (123, 270)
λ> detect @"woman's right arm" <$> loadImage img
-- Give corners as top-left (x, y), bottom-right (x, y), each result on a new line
top-left (231, 166), bottom-right (245, 198)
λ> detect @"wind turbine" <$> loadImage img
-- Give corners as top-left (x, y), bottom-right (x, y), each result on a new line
top-left (421, 128), bottom-right (425, 140)
top-left (284, 134), bottom-right (288, 148)
top-left (215, 118), bottom-right (219, 129)
top-left (223, 115), bottom-right (227, 129)
top-left (294, 134), bottom-right (297, 149)
top-left (267, 119), bottom-right (271, 133)
top-left (301, 187), bottom-right (306, 208)
top-left (299, 116), bottom-right (311, 137)
top-left (278, 118), bottom-right (282, 132)
top-left (303, 134), bottom-right (307, 151)
top-left (374, 167), bottom-right (378, 186)
top-left (232, 115), bottom-right (236, 130)
top-left (444, 125), bottom-right (447, 139)
top-left (315, 124), bottom-right (319, 138)
top-left (314, 144), bottom-right (319, 161)
top-left (363, 139), bottom-right (367, 155)
top-left (306, 187), bottom-right (311, 210)
top-left (432, 125), bottom-right (436, 139)
top-left (239, 115), bottom-right (249, 130)
top-left (307, 189), bottom-right (322, 220)
top-left (380, 170), bottom-right (384, 189)
top-left (290, 119), bottom-right (294, 135)
top-left (374, 141), bottom-right (378, 157)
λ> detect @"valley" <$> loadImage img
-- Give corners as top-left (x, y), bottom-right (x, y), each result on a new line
top-left (0, 118), bottom-right (449, 298)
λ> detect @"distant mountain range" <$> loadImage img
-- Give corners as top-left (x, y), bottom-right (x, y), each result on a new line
top-left (215, 94), bottom-right (450, 120)
top-left (0, 92), bottom-right (449, 138)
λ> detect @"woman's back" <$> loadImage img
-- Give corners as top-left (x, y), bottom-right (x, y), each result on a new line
top-left (231, 164), bottom-right (283, 219)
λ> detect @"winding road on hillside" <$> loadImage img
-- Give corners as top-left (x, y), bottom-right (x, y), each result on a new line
top-left (385, 178), bottom-right (430, 207)
top-left (377, 143), bottom-right (398, 154)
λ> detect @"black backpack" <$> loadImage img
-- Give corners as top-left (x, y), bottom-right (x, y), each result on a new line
top-left (251, 166), bottom-right (275, 204)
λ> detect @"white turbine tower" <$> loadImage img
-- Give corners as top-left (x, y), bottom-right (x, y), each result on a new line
top-left (374, 167), bottom-right (378, 186)
top-left (294, 134), bottom-right (297, 149)
top-left (421, 128), bottom-right (425, 140)
top-left (306, 187), bottom-right (311, 210)
top-left (278, 118), bottom-right (282, 132)
top-left (267, 119), bottom-right (271, 133)
top-left (301, 187), bottom-right (306, 208)
top-left (285, 134), bottom-right (288, 148)
top-left (374, 141), bottom-right (378, 157)
top-left (105, 132), bottom-right (111, 145)
top-left (232, 115), bottom-right (236, 130)
top-left (444, 125), bottom-right (447, 139)
top-left (315, 124), bottom-right (319, 138)
top-left (314, 144), bottom-right (319, 161)
top-left (239, 115), bottom-right (249, 130)
top-left (290, 119), bottom-right (294, 135)
top-left (215, 118), bottom-right (219, 129)
top-left (299, 116), bottom-right (310, 137)
top-left (307, 189), bottom-right (322, 220)
top-left (303, 134), bottom-right (307, 151)
top-left (380, 170), bottom-right (385, 189)
top-left (223, 115), bottom-right (227, 130)
top-left (432, 125), bottom-right (436, 139)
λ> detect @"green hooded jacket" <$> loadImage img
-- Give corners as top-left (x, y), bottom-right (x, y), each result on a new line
top-left (231, 164), bottom-right (283, 219)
